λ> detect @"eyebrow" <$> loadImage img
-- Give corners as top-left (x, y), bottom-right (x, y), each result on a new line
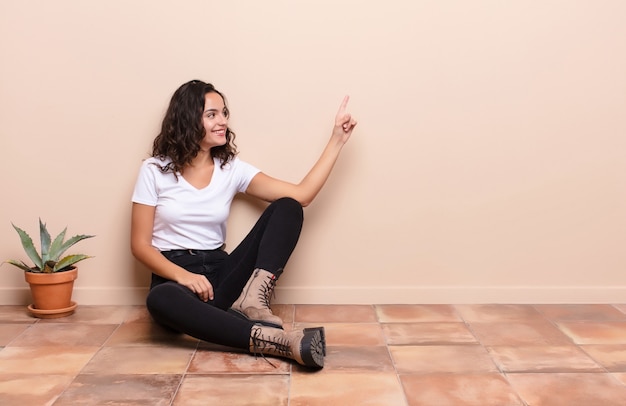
top-left (204, 107), bottom-right (227, 114)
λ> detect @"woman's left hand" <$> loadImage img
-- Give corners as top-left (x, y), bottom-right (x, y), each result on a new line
top-left (333, 95), bottom-right (357, 143)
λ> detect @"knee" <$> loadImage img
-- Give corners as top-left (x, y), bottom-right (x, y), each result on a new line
top-left (146, 283), bottom-right (183, 315)
top-left (273, 197), bottom-right (303, 215)
top-left (145, 284), bottom-right (184, 333)
top-left (146, 284), bottom-right (168, 315)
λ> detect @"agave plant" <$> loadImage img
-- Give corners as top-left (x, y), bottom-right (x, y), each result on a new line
top-left (4, 219), bottom-right (95, 273)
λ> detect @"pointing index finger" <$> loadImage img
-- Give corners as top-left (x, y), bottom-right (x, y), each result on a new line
top-left (338, 95), bottom-right (350, 113)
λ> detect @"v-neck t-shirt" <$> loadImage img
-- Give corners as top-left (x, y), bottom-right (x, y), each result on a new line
top-left (131, 156), bottom-right (260, 251)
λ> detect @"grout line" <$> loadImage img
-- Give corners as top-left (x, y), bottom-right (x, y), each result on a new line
top-left (168, 336), bottom-right (200, 405)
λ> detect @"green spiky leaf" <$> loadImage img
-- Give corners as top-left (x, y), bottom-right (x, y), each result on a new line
top-left (53, 234), bottom-right (95, 261)
top-left (39, 218), bottom-right (52, 264)
top-left (53, 254), bottom-right (93, 272)
top-left (10, 224), bottom-right (43, 270)
top-left (6, 220), bottom-right (95, 273)
top-left (3, 259), bottom-right (34, 272)
top-left (48, 227), bottom-right (67, 262)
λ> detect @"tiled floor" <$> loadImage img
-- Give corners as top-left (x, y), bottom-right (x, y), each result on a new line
top-left (2, 304), bottom-right (626, 405)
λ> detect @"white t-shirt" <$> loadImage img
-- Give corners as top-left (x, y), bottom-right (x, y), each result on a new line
top-left (131, 156), bottom-right (261, 251)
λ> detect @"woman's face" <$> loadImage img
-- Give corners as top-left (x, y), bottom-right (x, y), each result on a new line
top-left (200, 91), bottom-right (229, 150)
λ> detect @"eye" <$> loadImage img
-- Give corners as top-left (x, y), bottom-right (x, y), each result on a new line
top-left (223, 108), bottom-right (229, 118)
top-left (207, 112), bottom-right (216, 119)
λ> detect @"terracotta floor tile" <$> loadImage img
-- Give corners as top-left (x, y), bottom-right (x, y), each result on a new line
top-left (0, 306), bottom-right (35, 323)
top-left (0, 324), bottom-right (31, 346)
top-left (389, 345), bottom-right (498, 374)
top-left (557, 321), bottom-right (626, 344)
top-left (196, 340), bottom-right (244, 351)
top-left (455, 304), bottom-right (545, 322)
top-left (104, 322), bottom-right (198, 347)
top-left (0, 346), bottom-right (99, 374)
top-left (122, 305), bottom-right (154, 323)
top-left (38, 305), bottom-right (133, 324)
top-left (376, 304), bottom-right (462, 322)
top-left (534, 304), bottom-right (626, 321)
top-left (295, 304), bottom-right (378, 323)
top-left (581, 345), bottom-right (626, 372)
top-left (400, 373), bottom-right (523, 406)
top-left (294, 322), bottom-right (385, 347)
top-left (320, 345), bottom-right (395, 372)
top-left (3, 303), bottom-right (626, 404)
top-left (271, 304), bottom-right (295, 324)
top-left (53, 374), bottom-right (181, 406)
top-left (188, 346), bottom-right (291, 373)
top-left (82, 346), bottom-right (194, 374)
top-left (174, 374), bottom-right (289, 405)
top-left (289, 372), bottom-right (407, 406)
top-left (469, 321), bottom-right (573, 346)
top-left (0, 374), bottom-right (74, 406)
top-left (8, 323), bottom-right (117, 347)
top-left (507, 373), bottom-right (626, 406)
top-left (382, 322), bottom-right (477, 345)
top-left (612, 372), bottom-right (626, 385)
top-left (487, 345), bottom-right (601, 372)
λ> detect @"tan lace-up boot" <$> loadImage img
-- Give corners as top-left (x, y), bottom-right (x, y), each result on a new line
top-left (249, 324), bottom-right (325, 368)
top-left (230, 268), bottom-right (283, 328)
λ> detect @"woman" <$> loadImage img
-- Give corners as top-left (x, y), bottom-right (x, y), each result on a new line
top-left (131, 80), bottom-right (356, 368)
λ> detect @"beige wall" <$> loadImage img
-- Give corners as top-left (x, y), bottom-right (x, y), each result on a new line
top-left (1, 0), bottom-right (625, 305)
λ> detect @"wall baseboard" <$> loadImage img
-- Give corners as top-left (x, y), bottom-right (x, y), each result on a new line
top-left (0, 287), bottom-right (150, 306)
top-left (273, 286), bottom-right (626, 304)
top-left (1, 285), bottom-right (625, 305)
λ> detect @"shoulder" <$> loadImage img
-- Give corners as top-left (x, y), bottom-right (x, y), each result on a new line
top-left (142, 156), bottom-right (171, 167)
top-left (233, 157), bottom-right (260, 175)
top-left (214, 157), bottom-right (260, 189)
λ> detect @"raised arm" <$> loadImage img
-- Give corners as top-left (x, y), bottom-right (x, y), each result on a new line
top-left (245, 96), bottom-right (357, 207)
top-left (130, 203), bottom-right (214, 301)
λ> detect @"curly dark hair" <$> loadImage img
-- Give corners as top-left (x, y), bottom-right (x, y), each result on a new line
top-left (151, 80), bottom-right (238, 174)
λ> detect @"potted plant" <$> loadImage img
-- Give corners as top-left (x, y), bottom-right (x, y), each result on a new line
top-left (3, 219), bottom-right (94, 318)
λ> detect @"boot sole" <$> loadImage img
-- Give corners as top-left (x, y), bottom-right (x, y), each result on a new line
top-left (304, 327), bottom-right (326, 356)
top-left (300, 329), bottom-right (325, 369)
top-left (228, 308), bottom-right (284, 329)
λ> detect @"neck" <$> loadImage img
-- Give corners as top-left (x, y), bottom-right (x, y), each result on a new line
top-left (188, 150), bottom-right (214, 168)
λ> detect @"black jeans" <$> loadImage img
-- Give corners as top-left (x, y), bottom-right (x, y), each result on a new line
top-left (146, 197), bottom-right (303, 349)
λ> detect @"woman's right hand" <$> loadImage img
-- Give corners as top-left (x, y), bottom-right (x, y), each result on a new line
top-left (177, 271), bottom-right (214, 302)
top-left (132, 203), bottom-right (215, 302)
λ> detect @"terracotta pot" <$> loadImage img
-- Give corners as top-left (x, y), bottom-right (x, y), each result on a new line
top-left (24, 267), bottom-right (78, 318)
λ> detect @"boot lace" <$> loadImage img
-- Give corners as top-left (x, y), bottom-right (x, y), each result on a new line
top-left (257, 273), bottom-right (277, 310)
top-left (250, 326), bottom-right (292, 368)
